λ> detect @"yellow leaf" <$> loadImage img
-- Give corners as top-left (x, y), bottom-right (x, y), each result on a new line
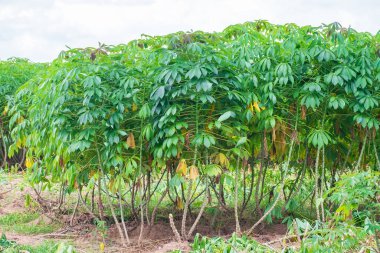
top-left (176, 197), bottom-right (183, 210)
top-left (17, 116), bottom-right (24, 124)
top-left (25, 157), bottom-right (34, 168)
top-left (301, 105), bottom-right (307, 120)
top-left (272, 128), bottom-right (276, 143)
top-left (126, 133), bottom-right (136, 149)
top-left (253, 102), bottom-right (261, 112)
top-left (247, 103), bottom-right (254, 113)
top-left (216, 153), bottom-right (229, 167)
top-left (189, 165), bottom-right (199, 180)
top-left (132, 103), bottom-right (138, 112)
top-left (176, 159), bottom-right (187, 176)
top-left (109, 179), bottom-right (116, 193)
top-left (16, 139), bottom-right (22, 148)
top-left (99, 242), bottom-right (105, 252)
top-left (2, 106), bottom-right (8, 116)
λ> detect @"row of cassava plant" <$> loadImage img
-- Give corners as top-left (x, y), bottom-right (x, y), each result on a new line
top-left (0, 58), bottom-right (45, 168)
top-left (4, 21), bottom-right (380, 245)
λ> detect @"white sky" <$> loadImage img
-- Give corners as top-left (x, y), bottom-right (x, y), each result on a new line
top-left (0, 0), bottom-right (379, 62)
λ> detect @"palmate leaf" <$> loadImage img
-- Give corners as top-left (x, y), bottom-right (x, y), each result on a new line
top-left (357, 94), bottom-right (378, 110)
top-left (195, 79), bottom-right (213, 92)
top-left (303, 82), bottom-right (323, 92)
top-left (328, 96), bottom-right (346, 109)
top-left (325, 72), bottom-right (344, 86)
top-left (308, 129), bottom-right (332, 148)
top-left (354, 114), bottom-right (380, 130)
top-left (68, 140), bottom-right (91, 153)
top-left (317, 49), bottom-right (335, 62)
top-left (301, 93), bottom-right (322, 109)
top-left (151, 86), bottom-right (165, 101)
top-left (192, 133), bottom-right (216, 148)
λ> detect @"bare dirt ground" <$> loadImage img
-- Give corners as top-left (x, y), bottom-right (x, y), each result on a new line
top-left (0, 174), bottom-right (289, 252)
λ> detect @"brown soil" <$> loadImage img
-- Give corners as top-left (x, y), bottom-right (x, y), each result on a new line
top-left (0, 174), bottom-right (289, 253)
top-left (103, 217), bottom-right (288, 252)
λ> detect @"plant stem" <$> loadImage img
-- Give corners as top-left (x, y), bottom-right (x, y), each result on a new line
top-left (138, 115), bottom-right (145, 245)
top-left (314, 147), bottom-right (321, 222)
top-left (321, 146), bottom-right (325, 222)
top-left (246, 106), bottom-right (299, 235)
top-left (181, 99), bottom-right (199, 240)
top-left (234, 158), bottom-right (241, 235)
top-left (355, 131), bottom-right (368, 170)
top-left (169, 214), bottom-right (182, 242)
top-left (119, 187), bottom-right (130, 245)
top-left (187, 182), bottom-right (209, 238)
top-left (372, 136), bottom-right (380, 171)
top-left (95, 146), bottom-right (126, 246)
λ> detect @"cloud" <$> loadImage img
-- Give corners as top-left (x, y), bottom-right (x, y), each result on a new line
top-left (0, 0), bottom-right (379, 62)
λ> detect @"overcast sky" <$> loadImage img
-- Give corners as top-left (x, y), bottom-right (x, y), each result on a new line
top-left (0, 0), bottom-right (379, 62)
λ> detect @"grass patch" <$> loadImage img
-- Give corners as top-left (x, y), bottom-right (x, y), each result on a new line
top-left (1, 234), bottom-right (73, 253)
top-left (11, 223), bottom-right (60, 235)
top-left (2, 241), bottom-right (58, 253)
top-left (0, 212), bottom-right (60, 235)
top-left (0, 170), bottom-right (8, 185)
top-left (0, 212), bottom-right (39, 226)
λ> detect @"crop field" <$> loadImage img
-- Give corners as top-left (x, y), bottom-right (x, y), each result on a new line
top-left (0, 21), bottom-right (379, 252)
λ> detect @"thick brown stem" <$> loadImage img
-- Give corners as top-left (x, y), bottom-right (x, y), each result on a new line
top-left (181, 179), bottom-right (193, 239)
top-left (247, 190), bottom-right (284, 235)
top-left (169, 214), bottom-right (182, 243)
top-left (70, 191), bottom-right (80, 226)
top-left (187, 186), bottom-right (209, 238)
top-left (151, 188), bottom-right (168, 225)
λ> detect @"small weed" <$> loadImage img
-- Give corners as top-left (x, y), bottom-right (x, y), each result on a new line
top-left (94, 218), bottom-right (108, 242)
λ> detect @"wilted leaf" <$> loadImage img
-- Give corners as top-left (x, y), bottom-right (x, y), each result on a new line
top-left (189, 165), bottom-right (199, 180)
top-left (176, 159), bottom-right (187, 176)
top-left (126, 133), bottom-right (136, 149)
